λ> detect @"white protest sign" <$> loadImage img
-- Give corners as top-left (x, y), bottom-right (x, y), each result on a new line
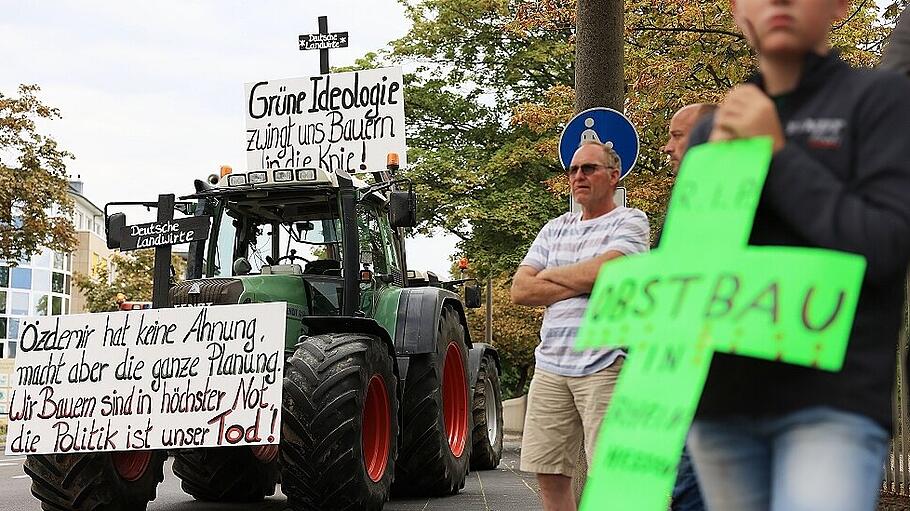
top-left (5, 302), bottom-right (286, 455)
top-left (245, 67), bottom-right (407, 172)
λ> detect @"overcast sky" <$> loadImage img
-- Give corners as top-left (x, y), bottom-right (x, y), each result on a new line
top-left (1, 0), bottom-right (461, 278)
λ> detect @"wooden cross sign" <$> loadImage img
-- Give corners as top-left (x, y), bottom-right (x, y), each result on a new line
top-left (575, 137), bottom-right (866, 510)
top-left (299, 16), bottom-right (349, 75)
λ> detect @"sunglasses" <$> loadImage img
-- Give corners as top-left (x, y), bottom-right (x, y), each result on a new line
top-left (566, 163), bottom-right (617, 176)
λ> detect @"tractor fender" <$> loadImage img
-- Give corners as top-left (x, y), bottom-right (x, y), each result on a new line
top-left (394, 287), bottom-right (474, 357)
top-left (467, 343), bottom-right (501, 389)
top-left (297, 316), bottom-right (400, 382)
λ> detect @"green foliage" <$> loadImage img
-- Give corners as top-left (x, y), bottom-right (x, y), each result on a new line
top-left (0, 84), bottom-right (76, 263)
top-left (383, 0), bottom-right (575, 276)
top-left (73, 250), bottom-right (187, 312)
top-left (353, 0), bottom-right (901, 396)
top-left (465, 276), bottom-right (541, 399)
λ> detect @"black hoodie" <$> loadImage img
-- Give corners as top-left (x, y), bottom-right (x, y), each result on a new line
top-left (686, 52), bottom-right (910, 430)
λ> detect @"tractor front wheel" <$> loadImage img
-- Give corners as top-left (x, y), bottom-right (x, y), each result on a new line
top-left (24, 450), bottom-right (166, 511)
top-left (281, 333), bottom-right (398, 511)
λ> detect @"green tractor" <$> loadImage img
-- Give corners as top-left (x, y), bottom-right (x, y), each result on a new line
top-left (22, 164), bottom-right (504, 511)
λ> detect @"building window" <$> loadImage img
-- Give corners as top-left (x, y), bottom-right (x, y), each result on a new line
top-left (10, 293), bottom-right (28, 316)
top-left (53, 252), bottom-right (65, 271)
top-left (52, 296), bottom-right (62, 316)
top-left (0, 266), bottom-right (7, 287)
top-left (8, 341), bottom-right (17, 359)
top-left (8, 318), bottom-right (19, 339)
top-left (0, 317), bottom-right (6, 338)
top-left (10, 267), bottom-right (31, 289)
top-left (34, 294), bottom-right (49, 316)
top-left (32, 269), bottom-right (51, 293)
top-left (0, 291), bottom-right (5, 314)
top-left (52, 272), bottom-right (65, 293)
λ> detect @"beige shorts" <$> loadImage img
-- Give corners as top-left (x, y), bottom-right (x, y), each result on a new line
top-left (519, 359), bottom-right (623, 476)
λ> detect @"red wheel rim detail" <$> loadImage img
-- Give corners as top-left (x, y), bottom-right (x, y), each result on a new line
top-left (442, 342), bottom-right (468, 457)
top-left (251, 444), bottom-right (279, 463)
top-left (112, 451), bottom-right (152, 482)
top-left (362, 374), bottom-right (391, 482)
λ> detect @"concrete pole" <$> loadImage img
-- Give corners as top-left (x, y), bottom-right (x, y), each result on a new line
top-left (572, 0), bottom-right (624, 503)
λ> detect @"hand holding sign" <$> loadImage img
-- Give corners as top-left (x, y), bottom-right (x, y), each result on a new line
top-left (575, 138), bottom-right (866, 511)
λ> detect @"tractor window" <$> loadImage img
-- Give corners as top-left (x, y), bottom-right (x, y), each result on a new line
top-left (211, 210), bottom-right (342, 276)
top-left (379, 215), bottom-right (402, 283)
top-left (357, 204), bottom-right (388, 274)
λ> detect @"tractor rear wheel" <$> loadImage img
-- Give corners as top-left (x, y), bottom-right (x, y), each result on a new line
top-left (24, 450), bottom-right (166, 511)
top-left (172, 445), bottom-right (279, 502)
top-left (470, 353), bottom-right (504, 470)
top-left (281, 333), bottom-right (398, 511)
top-left (393, 305), bottom-right (472, 496)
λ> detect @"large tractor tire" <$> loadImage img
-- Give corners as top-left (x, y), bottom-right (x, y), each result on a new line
top-left (281, 333), bottom-right (398, 511)
top-left (172, 445), bottom-right (279, 502)
top-left (470, 353), bottom-right (504, 470)
top-left (24, 450), bottom-right (166, 511)
top-left (393, 305), bottom-right (472, 496)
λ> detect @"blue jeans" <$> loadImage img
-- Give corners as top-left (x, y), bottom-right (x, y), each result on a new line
top-left (688, 407), bottom-right (889, 511)
top-left (672, 447), bottom-right (706, 511)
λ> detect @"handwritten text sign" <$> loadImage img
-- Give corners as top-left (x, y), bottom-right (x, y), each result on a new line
top-left (118, 216), bottom-right (211, 251)
top-left (244, 67), bottom-right (406, 173)
top-left (576, 138), bottom-right (866, 510)
top-left (5, 302), bottom-right (286, 455)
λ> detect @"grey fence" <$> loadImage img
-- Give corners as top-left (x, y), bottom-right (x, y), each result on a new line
top-left (884, 281), bottom-right (910, 495)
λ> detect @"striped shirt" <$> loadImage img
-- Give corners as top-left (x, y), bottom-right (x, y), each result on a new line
top-left (521, 207), bottom-right (650, 376)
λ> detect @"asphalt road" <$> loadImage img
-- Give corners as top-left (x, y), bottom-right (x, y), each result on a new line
top-left (0, 436), bottom-right (542, 511)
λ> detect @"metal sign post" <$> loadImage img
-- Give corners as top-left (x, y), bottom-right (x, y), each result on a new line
top-left (300, 16), bottom-right (349, 75)
top-left (108, 194), bottom-right (211, 309)
top-left (152, 194), bottom-right (174, 309)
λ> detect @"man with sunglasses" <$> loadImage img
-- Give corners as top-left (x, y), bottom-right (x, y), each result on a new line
top-left (511, 140), bottom-right (650, 511)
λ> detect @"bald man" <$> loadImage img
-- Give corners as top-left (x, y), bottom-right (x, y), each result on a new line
top-left (661, 103), bottom-right (717, 175)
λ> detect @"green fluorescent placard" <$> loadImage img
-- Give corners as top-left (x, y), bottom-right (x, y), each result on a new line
top-left (575, 137), bottom-right (866, 511)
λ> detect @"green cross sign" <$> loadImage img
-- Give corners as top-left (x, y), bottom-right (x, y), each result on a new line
top-left (575, 137), bottom-right (867, 510)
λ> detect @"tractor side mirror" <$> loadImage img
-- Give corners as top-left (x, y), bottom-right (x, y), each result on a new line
top-left (389, 190), bottom-right (417, 228)
top-left (464, 285), bottom-right (482, 309)
top-left (106, 212), bottom-right (126, 250)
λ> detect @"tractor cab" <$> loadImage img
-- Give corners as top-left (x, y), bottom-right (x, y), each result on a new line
top-left (168, 165), bottom-right (416, 347)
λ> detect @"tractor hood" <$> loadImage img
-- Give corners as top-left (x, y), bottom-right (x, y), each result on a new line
top-left (169, 278), bottom-right (245, 307)
top-left (168, 274), bottom-right (338, 319)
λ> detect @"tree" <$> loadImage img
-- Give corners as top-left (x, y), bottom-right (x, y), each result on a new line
top-left (365, 0), bottom-right (894, 396)
top-left (0, 84), bottom-right (76, 263)
top-left (465, 275), bottom-right (542, 398)
top-left (510, 0), bottom-right (894, 240)
top-left (74, 250), bottom-right (186, 312)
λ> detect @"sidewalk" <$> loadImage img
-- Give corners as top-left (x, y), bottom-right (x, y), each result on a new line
top-left (386, 434), bottom-right (542, 511)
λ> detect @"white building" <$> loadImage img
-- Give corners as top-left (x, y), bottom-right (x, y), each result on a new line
top-left (0, 180), bottom-right (111, 358)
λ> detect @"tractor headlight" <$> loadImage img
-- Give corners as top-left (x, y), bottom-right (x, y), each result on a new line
top-left (274, 169), bottom-right (294, 182)
top-left (248, 171), bottom-right (268, 185)
top-left (296, 168), bottom-right (317, 181)
top-left (227, 174), bottom-right (248, 187)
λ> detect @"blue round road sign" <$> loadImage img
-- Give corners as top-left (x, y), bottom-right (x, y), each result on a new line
top-left (559, 107), bottom-right (639, 179)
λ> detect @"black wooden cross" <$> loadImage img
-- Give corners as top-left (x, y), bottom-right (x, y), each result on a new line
top-left (299, 16), bottom-right (349, 75)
